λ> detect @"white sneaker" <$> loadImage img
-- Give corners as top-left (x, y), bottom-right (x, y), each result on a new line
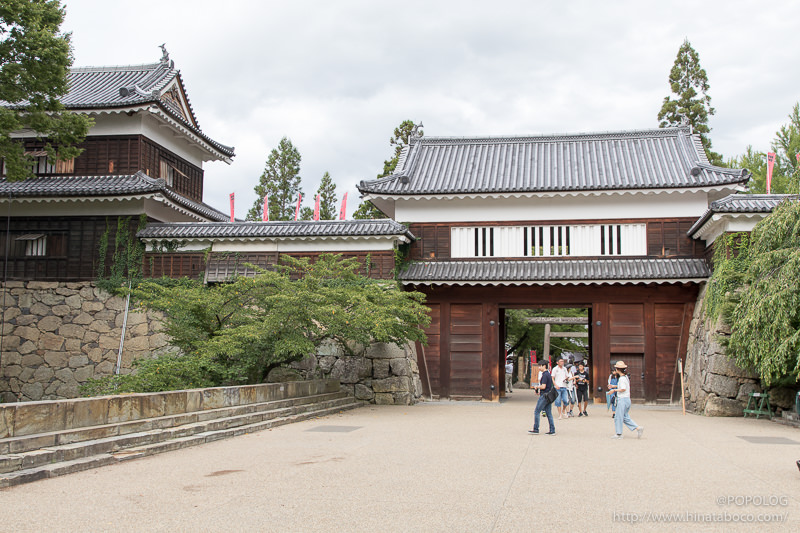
top-left (611, 434), bottom-right (623, 440)
top-left (637, 427), bottom-right (644, 439)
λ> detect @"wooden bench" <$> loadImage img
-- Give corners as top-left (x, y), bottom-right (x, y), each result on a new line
top-left (743, 392), bottom-right (772, 419)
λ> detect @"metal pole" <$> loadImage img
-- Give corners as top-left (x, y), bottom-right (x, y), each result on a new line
top-left (115, 282), bottom-right (132, 375)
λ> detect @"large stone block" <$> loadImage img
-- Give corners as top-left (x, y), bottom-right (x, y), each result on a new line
top-left (15, 326), bottom-right (40, 342)
top-left (54, 368), bottom-right (74, 382)
top-left (1, 335), bottom-right (20, 352)
top-left (201, 388), bottom-right (225, 410)
top-left (105, 296), bottom-right (127, 311)
top-left (372, 376), bottom-right (411, 393)
top-left (704, 374), bottom-right (739, 399)
top-left (15, 314), bottom-right (37, 326)
top-left (3, 351), bottom-right (22, 365)
top-left (21, 382), bottom-right (44, 401)
top-left (389, 358), bottom-right (411, 376)
top-left (318, 355), bottom-right (336, 373)
top-left (40, 293), bottom-right (65, 306)
top-left (124, 336), bottom-right (150, 351)
top-left (99, 335), bottom-right (119, 350)
top-left (0, 406), bottom-right (13, 438)
top-left (373, 359), bottom-right (390, 379)
top-left (38, 315), bottom-right (63, 332)
top-left (3, 365), bottom-right (22, 378)
top-left (162, 391), bottom-right (189, 416)
top-left (28, 281), bottom-right (58, 290)
top-left (56, 380), bottom-right (79, 398)
top-left (82, 301), bottom-right (104, 313)
top-left (331, 357), bottom-right (372, 384)
top-left (65, 295), bottom-right (83, 309)
top-left (708, 355), bottom-right (759, 379)
top-left (66, 397), bottom-right (106, 430)
top-left (59, 323), bottom-right (85, 339)
top-left (89, 320), bottom-right (112, 333)
top-left (3, 307), bottom-right (21, 321)
top-left (30, 302), bottom-right (51, 316)
top-left (14, 401), bottom-right (68, 435)
top-left (95, 360), bottom-right (115, 375)
top-left (39, 333), bottom-right (65, 351)
top-left (354, 383), bottom-right (375, 401)
top-left (140, 394), bottom-right (166, 418)
top-left (149, 333), bottom-right (170, 349)
top-left (73, 312), bottom-right (94, 325)
top-left (33, 366), bottom-right (54, 382)
top-left (44, 351), bottom-right (70, 368)
top-left (374, 392), bottom-right (395, 405)
top-left (79, 286), bottom-right (94, 300)
top-left (703, 395), bottom-right (744, 417)
top-left (392, 392), bottom-right (412, 405)
top-left (73, 365), bottom-right (94, 382)
top-left (736, 382), bottom-right (762, 402)
top-left (51, 305), bottom-right (73, 317)
top-left (19, 367), bottom-right (34, 382)
top-left (65, 339), bottom-right (82, 352)
top-left (364, 342), bottom-right (406, 359)
top-left (68, 354), bottom-right (89, 368)
top-left (107, 396), bottom-right (139, 424)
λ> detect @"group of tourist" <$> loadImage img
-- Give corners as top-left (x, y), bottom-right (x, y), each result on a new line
top-left (527, 357), bottom-right (644, 439)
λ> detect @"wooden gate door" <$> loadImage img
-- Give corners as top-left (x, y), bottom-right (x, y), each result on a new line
top-left (449, 304), bottom-right (483, 399)
top-left (620, 354), bottom-right (646, 401)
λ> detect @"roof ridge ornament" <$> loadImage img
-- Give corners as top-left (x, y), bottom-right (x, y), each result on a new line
top-left (678, 113), bottom-right (693, 133)
top-left (410, 122), bottom-right (424, 142)
top-left (160, 43), bottom-right (169, 63)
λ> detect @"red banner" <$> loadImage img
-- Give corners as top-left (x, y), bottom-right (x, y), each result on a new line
top-left (313, 194), bottom-right (320, 221)
top-left (339, 192), bottom-right (348, 220)
top-left (262, 195), bottom-right (268, 222)
top-left (229, 193), bottom-right (234, 222)
top-left (294, 194), bottom-right (302, 221)
top-left (766, 152), bottom-right (776, 194)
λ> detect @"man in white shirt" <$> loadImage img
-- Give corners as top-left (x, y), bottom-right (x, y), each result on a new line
top-left (505, 359), bottom-right (514, 393)
top-left (550, 357), bottom-right (570, 419)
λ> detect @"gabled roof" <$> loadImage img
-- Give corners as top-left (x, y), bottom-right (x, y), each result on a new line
top-left (399, 258), bottom-right (709, 286)
top-left (137, 219), bottom-right (415, 241)
top-left (3, 53), bottom-right (234, 162)
top-left (358, 127), bottom-right (749, 198)
top-left (687, 194), bottom-right (798, 238)
top-left (0, 172), bottom-right (229, 222)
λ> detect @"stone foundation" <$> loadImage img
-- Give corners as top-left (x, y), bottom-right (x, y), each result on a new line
top-left (684, 284), bottom-right (761, 416)
top-left (288, 341), bottom-right (423, 405)
top-left (0, 282), bottom-right (171, 402)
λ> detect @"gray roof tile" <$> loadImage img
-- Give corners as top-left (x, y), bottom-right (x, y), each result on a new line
top-left (687, 194), bottom-right (798, 237)
top-left (137, 220), bottom-right (415, 240)
top-left (399, 258), bottom-right (709, 285)
top-left (359, 127), bottom-right (749, 196)
top-left (2, 58), bottom-right (234, 159)
top-left (0, 172), bottom-right (229, 222)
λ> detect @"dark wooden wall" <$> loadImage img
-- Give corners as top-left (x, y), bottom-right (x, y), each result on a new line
top-left (0, 216), bottom-right (137, 281)
top-left (144, 250), bottom-right (396, 281)
top-left (408, 218), bottom-right (706, 261)
top-left (413, 283), bottom-right (697, 402)
top-left (18, 135), bottom-right (205, 203)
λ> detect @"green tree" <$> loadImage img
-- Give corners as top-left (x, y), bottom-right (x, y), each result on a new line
top-left (247, 137), bottom-right (302, 221)
top-left (317, 171), bottom-right (337, 220)
top-left (729, 103), bottom-right (800, 194)
top-left (354, 120), bottom-right (421, 220)
top-left (83, 255), bottom-right (430, 393)
top-left (0, 0), bottom-right (93, 181)
top-left (704, 199), bottom-right (800, 385)
top-left (658, 39), bottom-right (723, 166)
top-left (505, 308), bottom-right (589, 369)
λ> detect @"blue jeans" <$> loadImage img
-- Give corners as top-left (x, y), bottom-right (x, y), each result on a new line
top-left (614, 397), bottom-right (638, 435)
top-left (606, 392), bottom-right (617, 412)
top-left (555, 387), bottom-right (570, 407)
top-left (533, 394), bottom-right (554, 433)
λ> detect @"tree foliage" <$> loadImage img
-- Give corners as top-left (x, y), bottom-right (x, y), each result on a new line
top-left (657, 39), bottom-right (723, 166)
top-left (82, 255), bottom-right (430, 394)
top-left (730, 103), bottom-right (800, 194)
top-left (505, 308), bottom-right (589, 364)
top-left (0, 0), bottom-right (93, 181)
top-left (704, 199), bottom-right (800, 385)
top-left (247, 137), bottom-right (302, 221)
top-left (353, 120), bottom-right (421, 220)
top-left (316, 171), bottom-right (337, 220)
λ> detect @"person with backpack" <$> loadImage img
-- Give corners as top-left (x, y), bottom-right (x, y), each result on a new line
top-left (608, 360), bottom-right (644, 439)
top-left (529, 360), bottom-right (556, 436)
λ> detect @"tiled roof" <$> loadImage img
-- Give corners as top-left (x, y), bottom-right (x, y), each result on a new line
top-left (0, 172), bottom-right (229, 222)
top-left (358, 127), bottom-right (749, 196)
top-left (2, 57), bottom-right (234, 160)
top-left (398, 258), bottom-right (709, 285)
top-left (137, 220), bottom-right (415, 240)
top-left (687, 194), bottom-right (798, 237)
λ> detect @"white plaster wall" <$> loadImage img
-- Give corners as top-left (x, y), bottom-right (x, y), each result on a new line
top-left (392, 190), bottom-right (713, 223)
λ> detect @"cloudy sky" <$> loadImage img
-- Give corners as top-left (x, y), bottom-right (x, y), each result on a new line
top-left (62, 0), bottom-right (800, 218)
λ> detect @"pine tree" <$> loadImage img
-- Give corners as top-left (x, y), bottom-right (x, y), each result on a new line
top-left (317, 171), bottom-right (337, 220)
top-left (354, 120), bottom-right (421, 220)
top-left (0, 0), bottom-right (93, 181)
top-left (657, 39), bottom-right (723, 166)
top-left (247, 137), bottom-right (302, 221)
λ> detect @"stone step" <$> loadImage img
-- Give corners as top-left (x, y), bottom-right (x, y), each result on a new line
top-left (0, 399), bottom-right (362, 488)
top-left (0, 391), bottom-right (348, 455)
top-left (0, 396), bottom-right (355, 474)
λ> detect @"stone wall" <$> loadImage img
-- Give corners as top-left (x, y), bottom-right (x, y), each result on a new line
top-left (286, 341), bottom-right (423, 405)
top-left (0, 281), bottom-right (171, 402)
top-left (684, 284), bottom-right (762, 416)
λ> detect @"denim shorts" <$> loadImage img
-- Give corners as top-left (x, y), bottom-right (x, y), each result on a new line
top-left (555, 388), bottom-right (570, 406)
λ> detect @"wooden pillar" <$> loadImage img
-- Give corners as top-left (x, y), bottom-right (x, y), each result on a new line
top-left (644, 301), bottom-right (657, 402)
top-left (440, 302), bottom-right (451, 400)
top-left (592, 303), bottom-right (610, 401)
top-left (543, 323), bottom-right (551, 363)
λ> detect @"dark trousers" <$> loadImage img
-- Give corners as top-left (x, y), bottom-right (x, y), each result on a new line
top-left (533, 394), bottom-right (554, 433)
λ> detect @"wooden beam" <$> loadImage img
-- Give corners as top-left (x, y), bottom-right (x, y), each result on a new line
top-left (549, 331), bottom-right (589, 338)
top-left (527, 317), bottom-right (589, 324)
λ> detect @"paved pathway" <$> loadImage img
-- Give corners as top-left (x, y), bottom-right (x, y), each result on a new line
top-left (1, 388), bottom-right (798, 532)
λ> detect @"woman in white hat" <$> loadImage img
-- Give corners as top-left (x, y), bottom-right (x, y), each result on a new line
top-left (607, 360), bottom-right (644, 439)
